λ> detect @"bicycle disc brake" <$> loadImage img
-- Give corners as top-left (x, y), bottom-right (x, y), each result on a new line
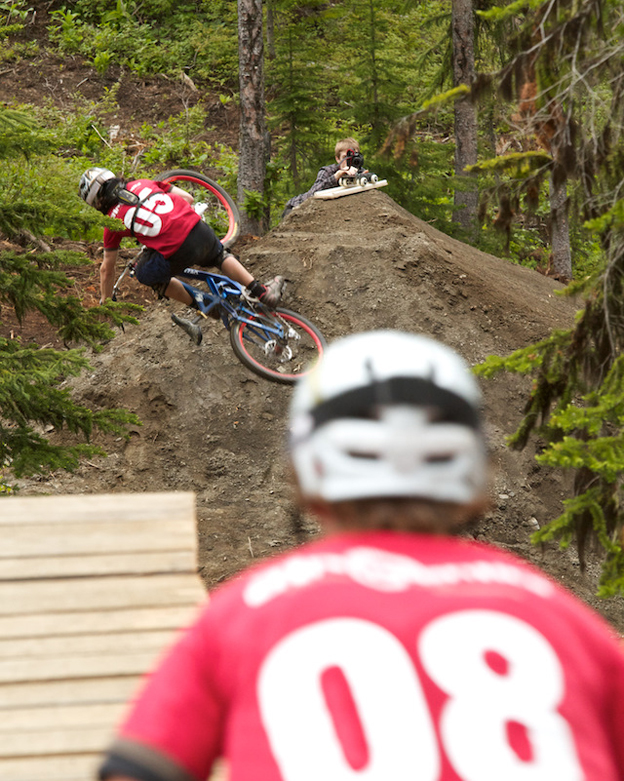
top-left (264, 339), bottom-right (293, 363)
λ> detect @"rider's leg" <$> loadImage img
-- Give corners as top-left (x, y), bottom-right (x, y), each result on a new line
top-left (221, 252), bottom-right (285, 308)
top-left (169, 223), bottom-right (285, 308)
top-left (221, 253), bottom-right (254, 287)
top-left (163, 277), bottom-right (194, 305)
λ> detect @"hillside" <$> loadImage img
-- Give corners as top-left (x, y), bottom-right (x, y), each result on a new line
top-left (12, 187), bottom-right (624, 629)
top-left (2, 9), bottom-right (622, 626)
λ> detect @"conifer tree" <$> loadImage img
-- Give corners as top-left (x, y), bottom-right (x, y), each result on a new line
top-left (474, 0), bottom-right (624, 594)
top-left (0, 108), bottom-right (139, 493)
top-left (337, 0), bottom-right (412, 147)
top-left (267, 0), bottom-right (336, 191)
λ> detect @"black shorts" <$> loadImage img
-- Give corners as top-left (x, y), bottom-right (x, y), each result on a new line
top-left (167, 220), bottom-right (224, 275)
top-left (134, 221), bottom-right (225, 288)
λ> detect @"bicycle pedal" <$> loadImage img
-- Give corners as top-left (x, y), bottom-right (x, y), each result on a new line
top-left (241, 289), bottom-right (260, 304)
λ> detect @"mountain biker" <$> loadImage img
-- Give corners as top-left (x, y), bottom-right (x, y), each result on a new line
top-left (98, 330), bottom-right (624, 781)
top-left (282, 137), bottom-right (362, 218)
top-left (80, 167), bottom-right (285, 326)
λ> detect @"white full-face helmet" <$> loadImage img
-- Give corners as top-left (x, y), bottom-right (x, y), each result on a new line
top-left (289, 330), bottom-right (487, 505)
top-left (79, 167), bottom-right (117, 211)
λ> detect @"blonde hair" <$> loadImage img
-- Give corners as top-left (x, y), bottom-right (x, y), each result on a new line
top-left (335, 137), bottom-right (360, 157)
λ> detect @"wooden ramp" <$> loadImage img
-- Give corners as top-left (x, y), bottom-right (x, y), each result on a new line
top-left (0, 492), bottom-right (206, 781)
top-left (313, 179), bottom-right (388, 199)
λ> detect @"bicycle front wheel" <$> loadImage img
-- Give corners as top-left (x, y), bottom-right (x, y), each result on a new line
top-left (156, 169), bottom-right (240, 248)
top-left (230, 308), bottom-right (325, 385)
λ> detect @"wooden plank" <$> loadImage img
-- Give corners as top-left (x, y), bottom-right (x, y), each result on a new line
top-left (0, 604), bottom-right (203, 640)
top-left (0, 676), bottom-right (141, 710)
top-left (0, 725), bottom-right (116, 758)
top-left (0, 628), bottom-right (179, 659)
top-left (0, 550), bottom-right (195, 580)
top-left (0, 650), bottom-right (165, 684)
top-left (1, 521), bottom-right (196, 560)
top-left (0, 754), bottom-right (100, 781)
top-left (0, 702), bottom-right (126, 732)
top-left (0, 491), bottom-right (203, 780)
top-left (0, 492), bottom-right (196, 527)
top-left (2, 756), bottom-right (227, 781)
top-left (313, 179), bottom-right (388, 199)
top-left (0, 573), bottom-right (206, 616)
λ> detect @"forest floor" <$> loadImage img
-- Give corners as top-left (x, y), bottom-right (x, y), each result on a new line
top-left (3, 15), bottom-right (624, 631)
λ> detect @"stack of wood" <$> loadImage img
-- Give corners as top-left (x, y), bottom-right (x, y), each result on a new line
top-left (0, 492), bottom-right (206, 781)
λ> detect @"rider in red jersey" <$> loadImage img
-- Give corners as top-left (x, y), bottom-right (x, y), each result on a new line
top-left (99, 330), bottom-right (624, 781)
top-left (80, 168), bottom-right (285, 341)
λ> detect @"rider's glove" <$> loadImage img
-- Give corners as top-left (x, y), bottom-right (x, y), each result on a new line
top-left (194, 202), bottom-right (209, 217)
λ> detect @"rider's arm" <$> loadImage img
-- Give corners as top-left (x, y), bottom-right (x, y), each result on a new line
top-left (170, 185), bottom-right (194, 204)
top-left (98, 609), bottom-right (224, 781)
top-left (99, 248), bottom-right (118, 303)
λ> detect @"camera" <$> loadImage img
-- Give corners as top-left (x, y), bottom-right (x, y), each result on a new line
top-left (345, 150), bottom-right (364, 170)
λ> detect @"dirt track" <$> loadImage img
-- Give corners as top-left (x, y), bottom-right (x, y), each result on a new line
top-left (13, 187), bottom-right (624, 630)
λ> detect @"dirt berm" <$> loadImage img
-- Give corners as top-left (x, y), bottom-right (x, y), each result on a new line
top-left (17, 188), bottom-right (624, 629)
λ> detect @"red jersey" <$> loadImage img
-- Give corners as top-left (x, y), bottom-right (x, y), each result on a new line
top-left (104, 532), bottom-right (624, 781)
top-left (102, 179), bottom-right (200, 257)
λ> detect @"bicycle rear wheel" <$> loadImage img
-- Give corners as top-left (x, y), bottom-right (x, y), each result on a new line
top-left (156, 169), bottom-right (240, 248)
top-left (230, 308), bottom-right (325, 385)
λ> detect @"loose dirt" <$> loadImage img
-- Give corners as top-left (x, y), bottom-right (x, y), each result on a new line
top-left (11, 189), bottom-right (624, 630)
top-left (2, 14), bottom-right (623, 628)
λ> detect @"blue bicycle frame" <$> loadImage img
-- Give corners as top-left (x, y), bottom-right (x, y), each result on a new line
top-left (177, 268), bottom-right (290, 343)
top-left (112, 260), bottom-right (325, 384)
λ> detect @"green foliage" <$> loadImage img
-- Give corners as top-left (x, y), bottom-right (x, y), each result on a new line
top-left (0, 98), bottom-right (142, 490)
top-left (421, 86), bottom-right (471, 112)
top-left (0, 154), bottom-right (100, 240)
top-left (467, 0), bottom-right (624, 594)
top-left (0, 336), bottom-right (139, 480)
top-left (48, 0), bottom-right (238, 85)
top-left (0, 106), bottom-right (46, 158)
top-left (333, 0), bottom-right (421, 146)
top-left (0, 252), bottom-right (141, 487)
top-left (475, 235), bottom-right (624, 593)
top-left (242, 188), bottom-right (266, 223)
top-left (380, 120), bottom-right (458, 233)
top-left (140, 104), bottom-right (215, 169)
top-left (0, 251), bottom-right (140, 347)
top-left (266, 0), bottom-right (338, 189)
top-left (0, 0), bottom-right (33, 31)
top-left (467, 151), bottom-right (552, 177)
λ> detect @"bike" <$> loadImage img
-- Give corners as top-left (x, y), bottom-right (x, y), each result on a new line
top-left (113, 262), bottom-right (325, 384)
top-left (111, 169), bottom-right (325, 384)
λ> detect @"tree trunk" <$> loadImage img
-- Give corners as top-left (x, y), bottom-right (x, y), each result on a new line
top-left (452, 0), bottom-right (478, 232)
top-left (237, 0), bottom-right (268, 235)
top-left (549, 170), bottom-right (572, 280)
top-left (266, 0), bottom-right (276, 61)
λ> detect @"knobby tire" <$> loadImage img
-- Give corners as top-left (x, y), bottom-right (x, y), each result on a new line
top-left (230, 308), bottom-right (325, 385)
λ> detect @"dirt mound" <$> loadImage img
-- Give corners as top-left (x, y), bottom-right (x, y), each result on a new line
top-left (16, 189), bottom-right (624, 628)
